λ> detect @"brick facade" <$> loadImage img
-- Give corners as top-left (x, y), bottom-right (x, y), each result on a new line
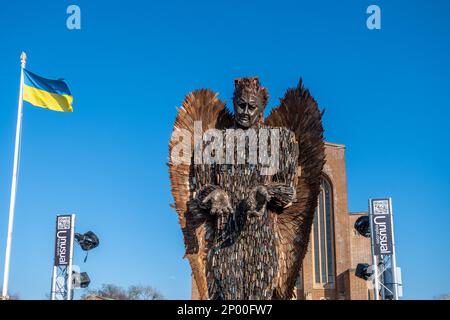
top-left (296, 143), bottom-right (371, 300)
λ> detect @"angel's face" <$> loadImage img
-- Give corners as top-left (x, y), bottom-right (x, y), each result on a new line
top-left (234, 94), bottom-right (263, 129)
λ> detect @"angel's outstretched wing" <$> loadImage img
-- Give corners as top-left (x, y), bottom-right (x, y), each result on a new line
top-left (265, 80), bottom-right (325, 299)
top-left (168, 89), bottom-right (233, 300)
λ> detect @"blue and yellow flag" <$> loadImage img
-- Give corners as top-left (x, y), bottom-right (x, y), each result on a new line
top-left (23, 69), bottom-right (73, 112)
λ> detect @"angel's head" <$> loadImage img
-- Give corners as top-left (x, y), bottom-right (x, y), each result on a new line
top-left (233, 77), bottom-right (269, 129)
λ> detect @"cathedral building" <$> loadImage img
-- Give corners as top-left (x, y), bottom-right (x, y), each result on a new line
top-left (295, 142), bottom-right (372, 300)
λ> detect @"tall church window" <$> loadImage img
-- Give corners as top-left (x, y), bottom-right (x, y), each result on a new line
top-left (312, 177), bottom-right (335, 287)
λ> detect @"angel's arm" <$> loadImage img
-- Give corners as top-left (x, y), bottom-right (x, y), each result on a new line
top-left (267, 129), bottom-right (299, 210)
top-left (169, 89), bottom-right (234, 300)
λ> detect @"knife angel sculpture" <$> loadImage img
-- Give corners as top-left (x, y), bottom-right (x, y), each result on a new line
top-left (169, 77), bottom-right (325, 299)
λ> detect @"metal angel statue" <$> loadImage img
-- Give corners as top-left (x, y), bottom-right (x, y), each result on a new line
top-left (169, 77), bottom-right (325, 300)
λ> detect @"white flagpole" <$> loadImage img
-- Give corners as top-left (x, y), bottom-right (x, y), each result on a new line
top-left (1, 52), bottom-right (26, 299)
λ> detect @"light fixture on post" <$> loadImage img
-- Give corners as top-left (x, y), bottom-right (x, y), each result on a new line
top-left (75, 231), bottom-right (100, 251)
top-left (355, 263), bottom-right (372, 281)
top-left (75, 231), bottom-right (99, 262)
top-left (72, 271), bottom-right (91, 289)
top-left (50, 217), bottom-right (99, 300)
top-left (354, 215), bottom-right (370, 238)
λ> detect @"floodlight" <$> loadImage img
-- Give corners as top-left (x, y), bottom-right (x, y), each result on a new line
top-left (355, 263), bottom-right (372, 281)
top-left (354, 215), bottom-right (371, 238)
top-left (72, 271), bottom-right (91, 289)
top-left (75, 231), bottom-right (100, 251)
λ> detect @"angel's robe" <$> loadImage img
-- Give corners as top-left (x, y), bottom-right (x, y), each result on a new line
top-left (191, 126), bottom-right (299, 300)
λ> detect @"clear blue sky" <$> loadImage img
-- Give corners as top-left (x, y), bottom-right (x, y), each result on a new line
top-left (0, 0), bottom-right (449, 300)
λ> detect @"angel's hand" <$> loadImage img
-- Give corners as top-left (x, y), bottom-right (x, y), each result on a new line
top-left (266, 185), bottom-right (296, 210)
top-left (247, 186), bottom-right (271, 217)
top-left (201, 189), bottom-right (233, 216)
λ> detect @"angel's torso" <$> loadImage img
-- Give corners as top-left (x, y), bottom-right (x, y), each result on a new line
top-left (192, 126), bottom-right (298, 300)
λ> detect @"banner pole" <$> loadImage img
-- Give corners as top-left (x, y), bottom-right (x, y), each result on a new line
top-left (66, 214), bottom-right (76, 300)
top-left (389, 198), bottom-right (399, 300)
top-left (368, 199), bottom-right (380, 300)
top-left (1, 52), bottom-right (26, 299)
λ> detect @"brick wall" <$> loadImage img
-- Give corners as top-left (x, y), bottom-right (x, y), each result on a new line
top-left (348, 212), bottom-right (372, 300)
top-left (297, 143), bottom-right (372, 300)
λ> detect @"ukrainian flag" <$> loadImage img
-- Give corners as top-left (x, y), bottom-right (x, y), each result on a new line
top-left (23, 69), bottom-right (73, 112)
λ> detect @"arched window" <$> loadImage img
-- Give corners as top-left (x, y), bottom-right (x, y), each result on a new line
top-left (312, 177), bottom-right (335, 287)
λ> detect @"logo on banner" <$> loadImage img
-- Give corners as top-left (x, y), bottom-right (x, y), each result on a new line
top-left (370, 199), bottom-right (393, 255)
top-left (54, 215), bottom-right (73, 266)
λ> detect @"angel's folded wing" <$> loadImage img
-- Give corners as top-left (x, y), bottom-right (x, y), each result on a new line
top-left (265, 79), bottom-right (325, 299)
top-left (168, 89), bottom-right (233, 299)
